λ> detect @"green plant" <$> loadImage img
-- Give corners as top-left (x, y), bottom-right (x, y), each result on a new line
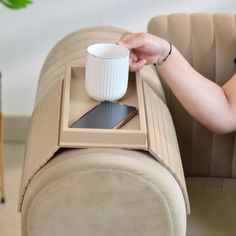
top-left (0, 0), bottom-right (33, 9)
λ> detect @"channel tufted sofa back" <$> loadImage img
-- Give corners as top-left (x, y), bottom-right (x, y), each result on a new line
top-left (148, 13), bottom-right (236, 177)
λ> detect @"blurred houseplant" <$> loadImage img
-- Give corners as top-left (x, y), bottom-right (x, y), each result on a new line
top-left (0, 0), bottom-right (32, 9)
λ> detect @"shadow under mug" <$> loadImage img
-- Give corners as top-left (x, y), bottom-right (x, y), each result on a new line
top-left (85, 43), bottom-right (130, 101)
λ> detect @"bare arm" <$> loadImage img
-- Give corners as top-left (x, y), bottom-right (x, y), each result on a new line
top-left (118, 33), bottom-right (236, 134)
top-left (158, 47), bottom-right (236, 134)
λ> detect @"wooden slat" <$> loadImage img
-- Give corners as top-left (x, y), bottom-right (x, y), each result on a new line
top-left (18, 79), bottom-right (63, 210)
top-left (140, 65), bottom-right (166, 103)
top-left (143, 80), bottom-right (190, 214)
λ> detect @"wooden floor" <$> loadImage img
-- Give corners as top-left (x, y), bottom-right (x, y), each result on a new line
top-left (0, 142), bottom-right (24, 236)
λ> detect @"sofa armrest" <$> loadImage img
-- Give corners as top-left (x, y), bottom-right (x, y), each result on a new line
top-left (20, 26), bottom-right (188, 236)
top-left (21, 148), bottom-right (186, 236)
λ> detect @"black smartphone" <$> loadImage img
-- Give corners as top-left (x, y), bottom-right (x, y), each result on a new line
top-left (70, 101), bottom-right (138, 129)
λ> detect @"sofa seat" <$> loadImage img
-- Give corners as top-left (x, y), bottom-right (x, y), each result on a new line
top-left (186, 177), bottom-right (236, 236)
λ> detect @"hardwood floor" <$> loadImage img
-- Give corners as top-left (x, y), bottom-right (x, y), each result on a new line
top-left (0, 142), bottom-right (25, 236)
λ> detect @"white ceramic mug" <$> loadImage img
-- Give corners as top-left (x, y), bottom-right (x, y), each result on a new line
top-left (85, 43), bottom-right (129, 101)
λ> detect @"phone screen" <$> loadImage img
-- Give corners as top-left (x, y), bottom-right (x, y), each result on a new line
top-left (70, 101), bottom-right (138, 129)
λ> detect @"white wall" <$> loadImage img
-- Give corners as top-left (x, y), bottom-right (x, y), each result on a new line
top-left (0, 0), bottom-right (235, 116)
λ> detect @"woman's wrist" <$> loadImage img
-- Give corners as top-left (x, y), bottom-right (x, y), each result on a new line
top-left (156, 39), bottom-right (172, 66)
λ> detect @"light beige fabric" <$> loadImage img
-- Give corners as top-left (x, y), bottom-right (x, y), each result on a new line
top-left (20, 26), bottom-right (188, 236)
top-left (148, 13), bottom-right (236, 177)
top-left (19, 26), bottom-right (189, 216)
top-left (22, 149), bottom-right (186, 236)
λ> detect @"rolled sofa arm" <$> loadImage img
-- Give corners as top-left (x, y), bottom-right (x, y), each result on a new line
top-left (19, 26), bottom-right (188, 236)
top-left (21, 148), bottom-right (186, 236)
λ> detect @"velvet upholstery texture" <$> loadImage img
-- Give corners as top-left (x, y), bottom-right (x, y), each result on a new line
top-left (148, 13), bottom-right (236, 177)
top-left (20, 26), bottom-right (187, 236)
top-left (21, 149), bottom-right (186, 236)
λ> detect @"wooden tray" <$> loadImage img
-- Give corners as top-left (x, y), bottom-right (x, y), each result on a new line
top-left (60, 65), bottom-right (148, 149)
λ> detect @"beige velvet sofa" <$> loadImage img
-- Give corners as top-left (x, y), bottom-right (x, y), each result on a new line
top-left (19, 13), bottom-right (236, 236)
top-left (148, 13), bottom-right (236, 236)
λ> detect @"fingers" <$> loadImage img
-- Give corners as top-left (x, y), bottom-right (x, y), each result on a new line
top-left (129, 58), bottom-right (147, 72)
top-left (118, 32), bottom-right (135, 43)
top-left (130, 51), bottom-right (138, 62)
top-left (117, 33), bottom-right (145, 50)
top-left (117, 33), bottom-right (135, 46)
top-left (128, 50), bottom-right (146, 71)
top-left (117, 33), bottom-right (148, 71)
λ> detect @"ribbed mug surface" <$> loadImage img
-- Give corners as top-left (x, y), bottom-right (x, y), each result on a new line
top-left (85, 43), bottom-right (129, 101)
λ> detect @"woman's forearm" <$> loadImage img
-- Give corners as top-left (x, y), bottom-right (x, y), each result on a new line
top-left (157, 46), bottom-right (235, 134)
top-left (118, 32), bottom-right (236, 133)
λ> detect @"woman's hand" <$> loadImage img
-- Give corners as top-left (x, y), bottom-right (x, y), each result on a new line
top-left (118, 32), bottom-right (236, 134)
top-left (117, 33), bottom-right (169, 71)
